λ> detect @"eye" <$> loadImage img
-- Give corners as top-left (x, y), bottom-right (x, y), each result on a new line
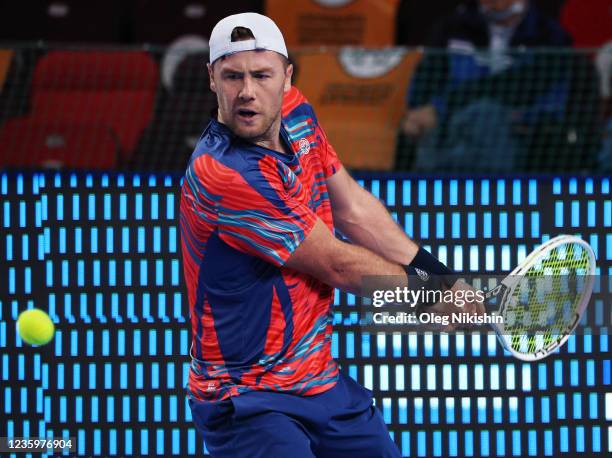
top-left (253, 72), bottom-right (270, 80)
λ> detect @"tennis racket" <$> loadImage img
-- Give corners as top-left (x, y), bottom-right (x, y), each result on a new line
top-left (483, 235), bottom-right (596, 361)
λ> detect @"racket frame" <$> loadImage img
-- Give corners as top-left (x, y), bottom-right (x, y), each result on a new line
top-left (487, 235), bottom-right (596, 361)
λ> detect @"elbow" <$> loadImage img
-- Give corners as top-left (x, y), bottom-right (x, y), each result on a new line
top-left (327, 260), bottom-right (348, 288)
top-left (325, 254), bottom-right (358, 293)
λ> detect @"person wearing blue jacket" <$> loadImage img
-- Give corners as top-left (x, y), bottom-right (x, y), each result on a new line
top-left (401, 0), bottom-right (599, 173)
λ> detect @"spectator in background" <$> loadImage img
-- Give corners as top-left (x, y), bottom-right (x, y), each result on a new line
top-left (400, 0), bottom-right (600, 172)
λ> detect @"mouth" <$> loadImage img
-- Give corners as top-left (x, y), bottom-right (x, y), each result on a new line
top-left (236, 108), bottom-right (258, 121)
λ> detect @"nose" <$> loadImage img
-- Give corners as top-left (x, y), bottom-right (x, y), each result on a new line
top-left (238, 75), bottom-right (255, 101)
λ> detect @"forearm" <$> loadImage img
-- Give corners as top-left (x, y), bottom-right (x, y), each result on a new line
top-left (334, 185), bottom-right (419, 265)
top-left (286, 219), bottom-right (407, 296)
top-left (286, 218), bottom-right (465, 327)
top-left (326, 238), bottom-right (407, 296)
top-left (313, 226), bottom-right (456, 303)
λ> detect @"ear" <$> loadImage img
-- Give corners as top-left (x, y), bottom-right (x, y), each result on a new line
top-left (284, 63), bottom-right (293, 93)
top-left (207, 63), bottom-right (217, 93)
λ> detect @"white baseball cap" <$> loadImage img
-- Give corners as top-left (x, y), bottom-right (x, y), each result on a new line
top-left (208, 13), bottom-right (288, 64)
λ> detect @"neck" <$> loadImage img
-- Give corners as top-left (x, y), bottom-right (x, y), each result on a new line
top-left (253, 135), bottom-right (284, 153)
top-left (216, 113), bottom-right (288, 154)
top-left (251, 117), bottom-right (287, 154)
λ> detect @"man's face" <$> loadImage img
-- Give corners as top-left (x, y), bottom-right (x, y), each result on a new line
top-left (208, 50), bottom-right (292, 146)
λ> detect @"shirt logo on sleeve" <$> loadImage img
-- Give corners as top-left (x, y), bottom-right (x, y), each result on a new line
top-left (298, 138), bottom-right (311, 156)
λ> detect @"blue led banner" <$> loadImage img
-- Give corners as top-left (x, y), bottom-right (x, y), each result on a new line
top-left (1, 172), bottom-right (610, 457)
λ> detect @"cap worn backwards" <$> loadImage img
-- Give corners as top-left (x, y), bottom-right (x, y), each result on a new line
top-left (208, 12), bottom-right (288, 64)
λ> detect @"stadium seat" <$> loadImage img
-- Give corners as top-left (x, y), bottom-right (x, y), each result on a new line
top-left (0, 0), bottom-right (130, 43)
top-left (131, 52), bottom-right (217, 171)
top-left (130, 0), bottom-right (264, 44)
top-left (294, 48), bottom-right (422, 170)
top-left (0, 117), bottom-right (119, 169)
top-left (560, 0), bottom-right (612, 48)
top-left (266, 0), bottom-right (399, 46)
top-left (30, 51), bottom-right (159, 163)
top-left (0, 49), bottom-right (13, 92)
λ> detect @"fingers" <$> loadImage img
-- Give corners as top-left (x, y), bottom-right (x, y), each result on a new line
top-left (402, 110), bottom-right (429, 137)
top-left (451, 280), bottom-right (486, 313)
top-left (420, 281), bottom-right (485, 332)
top-left (401, 116), bottom-right (423, 137)
top-left (419, 105), bottom-right (438, 130)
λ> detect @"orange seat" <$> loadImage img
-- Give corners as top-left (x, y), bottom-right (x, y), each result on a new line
top-left (0, 117), bottom-right (119, 169)
top-left (266, 0), bottom-right (399, 46)
top-left (31, 51), bottom-right (159, 162)
top-left (0, 49), bottom-right (13, 92)
top-left (294, 48), bottom-right (422, 170)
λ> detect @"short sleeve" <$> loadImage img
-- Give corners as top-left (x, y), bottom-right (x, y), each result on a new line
top-left (282, 86), bottom-right (342, 178)
top-left (316, 122), bottom-right (342, 179)
top-left (217, 156), bottom-right (318, 266)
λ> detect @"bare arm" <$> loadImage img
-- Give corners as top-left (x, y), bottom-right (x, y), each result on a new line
top-left (327, 167), bottom-right (420, 265)
top-left (322, 168), bottom-right (486, 323)
top-left (285, 218), bottom-right (406, 295)
top-left (284, 217), bottom-right (485, 327)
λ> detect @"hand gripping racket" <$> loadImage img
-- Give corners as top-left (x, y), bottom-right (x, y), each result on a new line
top-left (483, 235), bottom-right (596, 361)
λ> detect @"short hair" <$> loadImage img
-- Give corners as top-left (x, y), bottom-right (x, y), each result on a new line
top-left (213, 26), bottom-right (289, 69)
top-left (231, 26), bottom-right (255, 41)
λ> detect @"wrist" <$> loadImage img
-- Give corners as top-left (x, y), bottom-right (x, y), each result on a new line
top-left (409, 247), bottom-right (457, 289)
top-left (403, 247), bottom-right (458, 310)
top-left (402, 265), bottom-right (448, 309)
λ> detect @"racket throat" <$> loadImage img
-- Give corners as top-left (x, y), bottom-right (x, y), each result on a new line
top-left (484, 283), bottom-right (507, 301)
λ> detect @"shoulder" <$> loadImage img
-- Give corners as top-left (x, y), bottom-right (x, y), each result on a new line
top-left (186, 122), bottom-right (269, 195)
top-left (196, 120), bottom-right (287, 172)
top-left (527, 7), bottom-right (572, 46)
top-left (282, 86), bottom-right (320, 125)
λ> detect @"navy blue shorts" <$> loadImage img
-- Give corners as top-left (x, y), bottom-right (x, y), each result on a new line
top-left (189, 371), bottom-right (401, 458)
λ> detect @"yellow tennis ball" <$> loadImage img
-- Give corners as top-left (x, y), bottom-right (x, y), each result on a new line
top-left (17, 309), bottom-right (55, 346)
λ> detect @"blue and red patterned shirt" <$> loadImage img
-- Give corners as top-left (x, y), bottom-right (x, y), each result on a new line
top-left (180, 87), bottom-right (341, 402)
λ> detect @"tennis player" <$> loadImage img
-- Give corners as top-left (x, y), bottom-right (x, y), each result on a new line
top-left (180, 12), bottom-right (483, 457)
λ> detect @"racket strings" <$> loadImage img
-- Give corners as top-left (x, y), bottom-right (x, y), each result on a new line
top-left (504, 242), bottom-right (592, 356)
